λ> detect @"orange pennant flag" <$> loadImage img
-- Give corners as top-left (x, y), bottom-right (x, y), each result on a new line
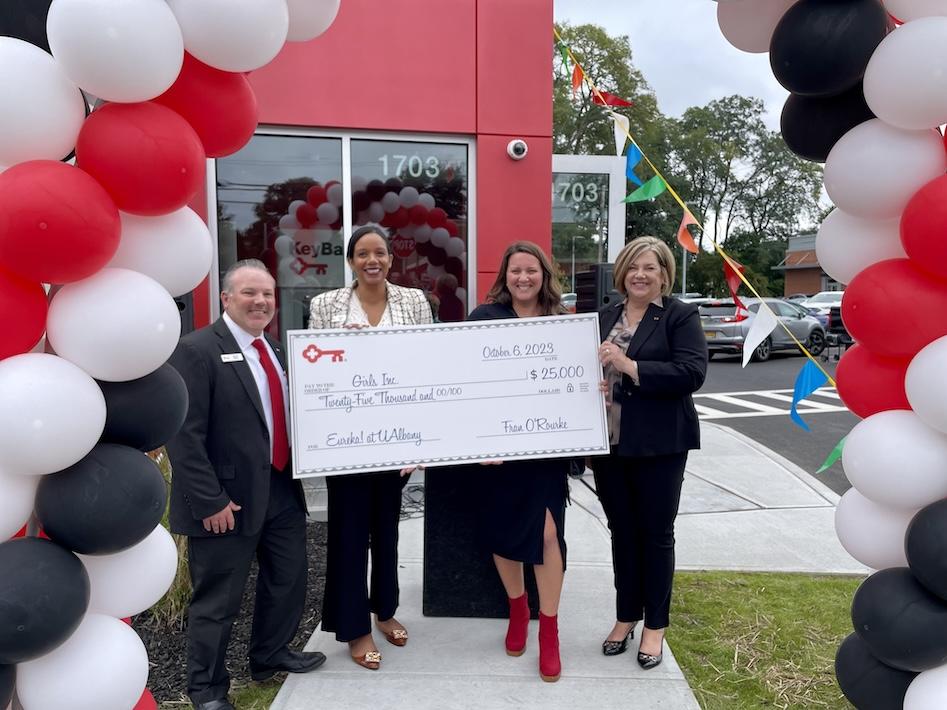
top-left (677, 211), bottom-right (699, 254)
top-left (571, 64), bottom-right (584, 94)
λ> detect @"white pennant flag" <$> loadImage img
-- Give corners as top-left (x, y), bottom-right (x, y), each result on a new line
top-left (611, 112), bottom-right (629, 156)
top-left (742, 304), bottom-right (778, 367)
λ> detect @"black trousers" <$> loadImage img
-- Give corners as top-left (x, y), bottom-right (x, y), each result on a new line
top-left (186, 469), bottom-right (306, 705)
top-left (593, 451), bottom-right (687, 630)
top-left (321, 471), bottom-right (408, 642)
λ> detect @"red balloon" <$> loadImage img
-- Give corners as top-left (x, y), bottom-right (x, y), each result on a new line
top-left (151, 53), bottom-right (258, 158)
top-left (0, 268), bottom-right (47, 360)
top-left (390, 207), bottom-right (410, 229)
top-left (843, 258), bottom-right (947, 357)
top-left (409, 204), bottom-right (428, 225)
top-left (901, 174), bottom-right (947, 280)
top-left (306, 185), bottom-right (327, 207)
top-left (0, 161), bottom-right (120, 283)
top-left (133, 688), bottom-right (157, 710)
top-left (76, 102), bottom-right (205, 216)
top-left (835, 344), bottom-right (911, 418)
top-left (296, 202), bottom-right (317, 228)
top-left (445, 220), bottom-right (459, 237)
top-left (427, 208), bottom-right (447, 228)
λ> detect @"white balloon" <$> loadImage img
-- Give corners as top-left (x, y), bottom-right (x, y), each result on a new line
top-left (445, 237), bottom-right (466, 258)
top-left (327, 182), bottom-right (343, 207)
top-left (427, 264), bottom-right (445, 279)
top-left (0, 468), bottom-right (39, 538)
top-left (430, 227), bottom-right (450, 249)
top-left (906, 335), bottom-right (947, 434)
top-left (834, 489), bottom-right (915, 570)
top-left (414, 224), bottom-right (432, 243)
top-left (47, 269), bottom-right (181, 382)
top-left (17, 613), bottom-right (148, 710)
top-left (417, 192), bottom-right (436, 210)
top-left (286, 0), bottom-right (340, 41)
top-left (0, 354), bottom-right (105, 475)
top-left (109, 209), bottom-right (212, 297)
top-left (274, 234), bottom-right (296, 258)
top-left (288, 199), bottom-right (307, 216)
top-left (351, 175), bottom-right (368, 193)
top-left (717, 0), bottom-right (798, 53)
top-left (905, 663), bottom-right (947, 710)
top-left (368, 201), bottom-right (385, 223)
top-left (80, 525), bottom-right (178, 617)
top-left (279, 213), bottom-right (301, 233)
top-left (824, 119), bottom-right (947, 219)
top-left (815, 210), bottom-right (905, 285)
top-left (47, 0), bottom-right (183, 103)
top-left (843, 410), bottom-right (947, 509)
top-left (381, 191), bottom-right (401, 213)
top-left (885, 0), bottom-right (947, 22)
top-left (864, 18), bottom-right (947, 130)
top-left (0, 39), bottom-right (85, 165)
top-left (400, 186), bottom-right (420, 208)
top-left (167, 0), bottom-right (289, 72)
top-left (455, 287), bottom-right (467, 302)
top-left (316, 202), bottom-right (339, 225)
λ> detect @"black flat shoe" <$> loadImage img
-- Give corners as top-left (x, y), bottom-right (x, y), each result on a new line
top-left (637, 650), bottom-right (663, 669)
top-left (250, 650), bottom-right (327, 681)
top-left (601, 628), bottom-right (634, 656)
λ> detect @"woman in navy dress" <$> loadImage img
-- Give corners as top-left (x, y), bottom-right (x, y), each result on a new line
top-left (467, 241), bottom-right (569, 682)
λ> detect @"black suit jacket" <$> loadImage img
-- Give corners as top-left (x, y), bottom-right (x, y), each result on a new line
top-left (598, 296), bottom-right (708, 457)
top-left (165, 318), bottom-right (305, 537)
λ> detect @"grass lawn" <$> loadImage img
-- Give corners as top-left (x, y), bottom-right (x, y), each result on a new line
top-left (158, 681), bottom-right (280, 709)
top-left (671, 571), bottom-right (862, 709)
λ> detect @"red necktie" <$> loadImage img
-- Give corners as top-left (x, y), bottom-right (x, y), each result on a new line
top-left (251, 338), bottom-right (290, 471)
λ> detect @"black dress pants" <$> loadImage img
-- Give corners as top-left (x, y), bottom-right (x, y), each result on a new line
top-left (321, 471), bottom-right (408, 642)
top-left (593, 451), bottom-right (687, 630)
top-left (186, 470), bottom-right (307, 705)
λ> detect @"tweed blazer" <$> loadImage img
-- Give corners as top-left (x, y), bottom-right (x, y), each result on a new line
top-left (308, 282), bottom-right (433, 329)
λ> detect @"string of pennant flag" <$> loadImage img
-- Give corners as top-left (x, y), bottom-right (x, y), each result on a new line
top-left (555, 27), bottom-right (844, 465)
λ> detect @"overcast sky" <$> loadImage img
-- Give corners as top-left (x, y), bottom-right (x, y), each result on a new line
top-left (553, 0), bottom-right (789, 129)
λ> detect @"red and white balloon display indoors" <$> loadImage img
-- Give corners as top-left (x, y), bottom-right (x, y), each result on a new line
top-left (717, 1), bottom-right (947, 707)
top-left (0, 0), bottom-right (340, 707)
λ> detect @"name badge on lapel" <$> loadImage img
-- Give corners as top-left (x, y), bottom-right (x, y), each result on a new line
top-left (221, 353), bottom-right (245, 363)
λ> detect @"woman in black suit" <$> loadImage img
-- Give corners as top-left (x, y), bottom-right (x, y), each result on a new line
top-left (467, 241), bottom-right (570, 683)
top-left (593, 236), bottom-right (707, 669)
top-left (308, 224), bottom-right (432, 670)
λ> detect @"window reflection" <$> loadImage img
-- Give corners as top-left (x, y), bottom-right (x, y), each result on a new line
top-left (350, 139), bottom-right (469, 321)
top-left (551, 172), bottom-right (609, 293)
top-left (216, 135), bottom-right (344, 339)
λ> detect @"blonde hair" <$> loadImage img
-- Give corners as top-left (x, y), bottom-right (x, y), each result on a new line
top-left (613, 236), bottom-right (675, 297)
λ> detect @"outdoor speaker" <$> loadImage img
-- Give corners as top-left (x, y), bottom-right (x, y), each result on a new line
top-left (575, 263), bottom-right (620, 313)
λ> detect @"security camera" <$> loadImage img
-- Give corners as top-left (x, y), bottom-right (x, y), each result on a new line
top-left (506, 139), bottom-right (528, 161)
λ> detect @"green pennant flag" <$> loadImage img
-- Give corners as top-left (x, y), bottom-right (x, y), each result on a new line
top-left (815, 435), bottom-right (846, 474)
top-left (557, 41), bottom-right (570, 70)
top-left (622, 175), bottom-right (666, 203)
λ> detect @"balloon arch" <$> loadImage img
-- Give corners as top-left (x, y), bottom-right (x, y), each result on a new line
top-left (0, 1), bottom-right (340, 708)
top-left (716, 1), bottom-right (947, 708)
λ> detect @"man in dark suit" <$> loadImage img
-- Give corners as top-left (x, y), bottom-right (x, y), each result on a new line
top-left (166, 259), bottom-right (325, 710)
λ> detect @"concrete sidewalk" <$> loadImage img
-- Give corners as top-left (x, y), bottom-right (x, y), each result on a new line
top-left (275, 421), bottom-right (864, 710)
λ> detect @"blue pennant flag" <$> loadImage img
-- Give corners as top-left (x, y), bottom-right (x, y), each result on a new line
top-left (790, 360), bottom-right (829, 431)
top-left (625, 144), bottom-right (643, 187)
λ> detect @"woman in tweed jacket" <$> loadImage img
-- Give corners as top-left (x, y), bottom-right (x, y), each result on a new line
top-left (308, 224), bottom-right (432, 670)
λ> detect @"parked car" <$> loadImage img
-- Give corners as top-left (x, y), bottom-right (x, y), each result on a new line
top-left (561, 292), bottom-right (577, 313)
top-left (785, 293), bottom-right (809, 303)
top-left (826, 304), bottom-right (853, 350)
top-left (699, 297), bottom-right (827, 362)
top-left (799, 304), bottom-right (829, 328)
top-left (800, 290), bottom-right (844, 318)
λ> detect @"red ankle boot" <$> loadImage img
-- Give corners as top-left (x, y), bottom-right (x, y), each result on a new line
top-left (538, 612), bottom-right (561, 682)
top-left (505, 594), bottom-right (529, 656)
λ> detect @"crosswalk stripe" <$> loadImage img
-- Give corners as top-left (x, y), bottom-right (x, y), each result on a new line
top-left (753, 392), bottom-right (842, 411)
top-left (693, 387), bottom-right (849, 420)
top-left (699, 393), bottom-right (784, 413)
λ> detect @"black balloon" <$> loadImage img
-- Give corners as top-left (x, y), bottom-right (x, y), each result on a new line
top-left (770, 0), bottom-right (889, 97)
top-left (0, 664), bottom-right (14, 708)
top-left (427, 246), bottom-right (447, 267)
top-left (0, 538), bottom-right (89, 665)
top-left (366, 179), bottom-right (386, 202)
top-left (35, 443), bottom-right (168, 555)
top-left (445, 256), bottom-right (464, 280)
top-left (852, 567), bottom-right (947, 672)
top-left (0, 0), bottom-right (54, 53)
top-left (97, 363), bottom-right (188, 451)
top-left (906, 499), bottom-right (947, 602)
top-left (384, 177), bottom-right (403, 192)
top-left (835, 632), bottom-right (916, 709)
top-left (780, 83), bottom-right (875, 162)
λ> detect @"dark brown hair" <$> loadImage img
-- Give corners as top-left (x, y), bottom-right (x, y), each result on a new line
top-left (485, 241), bottom-right (565, 315)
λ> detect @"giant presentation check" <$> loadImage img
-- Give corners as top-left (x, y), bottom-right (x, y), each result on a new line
top-left (286, 313), bottom-right (609, 477)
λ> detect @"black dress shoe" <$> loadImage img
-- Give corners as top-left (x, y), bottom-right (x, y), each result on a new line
top-left (601, 628), bottom-right (634, 656)
top-left (193, 699), bottom-right (235, 710)
top-left (250, 650), bottom-right (327, 681)
top-left (637, 650), bottom-right (663, 669)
